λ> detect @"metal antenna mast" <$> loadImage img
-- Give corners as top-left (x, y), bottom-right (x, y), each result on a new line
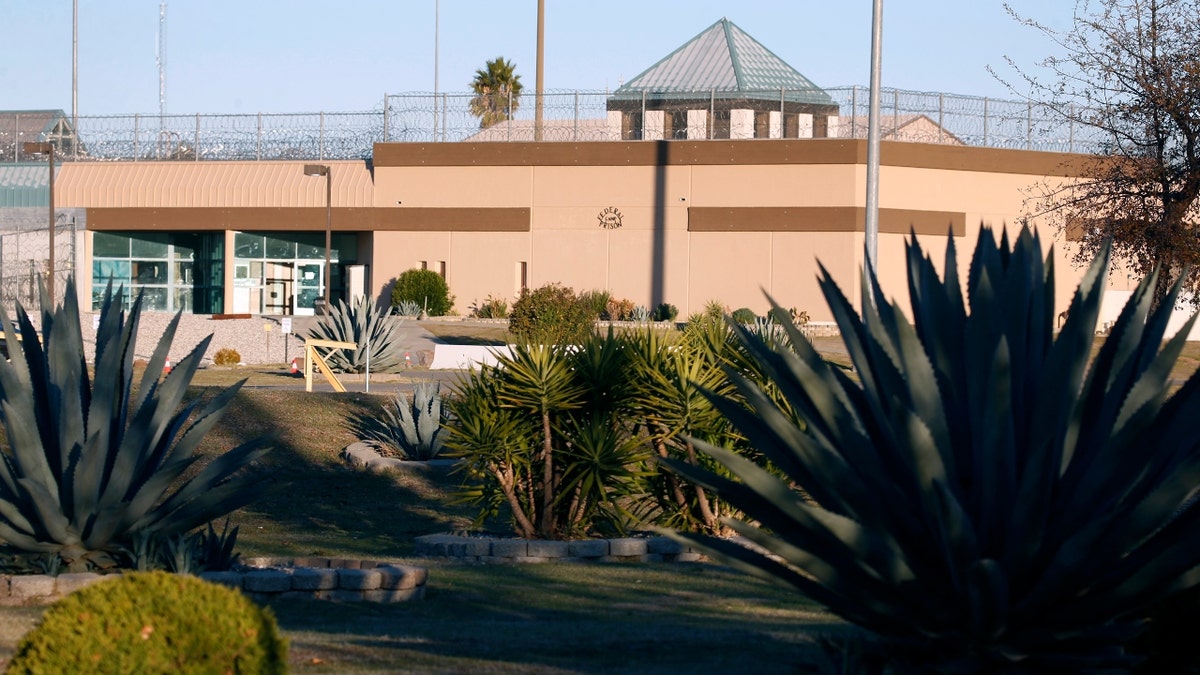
top-left (157, 2), bottom-right (167, 117)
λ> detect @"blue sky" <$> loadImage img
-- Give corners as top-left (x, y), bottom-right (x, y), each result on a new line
top-left (2, 1), bottom-right (1075, 115)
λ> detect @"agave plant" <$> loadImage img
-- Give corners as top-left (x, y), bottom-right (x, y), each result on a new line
top-left (307, 294), bottom-right (406, 373)
top-left (0, 280), bottom-right (271, 572)
top-left (667, 227), bottom-right (1200, 671)
top-left (375, 382), bottom-right (447, 460)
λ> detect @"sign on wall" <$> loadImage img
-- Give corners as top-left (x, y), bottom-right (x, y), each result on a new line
top-left (597, 206), bottom-right (623, 229)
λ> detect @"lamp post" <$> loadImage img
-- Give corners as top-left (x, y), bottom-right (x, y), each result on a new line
top-left (303, 164), bottom-right (332, 313)
top-left (23, 142), bottom-right (56, 302)
top-left (864, 0), bottom-right (884, 272)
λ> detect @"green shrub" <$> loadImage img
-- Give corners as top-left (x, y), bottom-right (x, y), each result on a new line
top-left (730, 307), bottom-right (757, 324)
top-left (212, 347), bottom-right (241, 366)
top-left (578, 289), bottom-right (611, 320)
top-left (307, 294), bottom-right (406, 373)
top-left (471, 295), bottom-right (509, 319)
top-left (653, 302), bottom-right (678, 322)
top-left (508, 283), bottom-right (595, 345)
top-left (0, 279), bottom-right (270, 572)
top-left (390, 268), bottom-right (454, 316)
top-left (7, 571), bottom-right (287, 674)
top-left (666, 227), bottom-right (1200, 671)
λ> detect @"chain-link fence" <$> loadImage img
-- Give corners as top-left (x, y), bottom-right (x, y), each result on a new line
top-left (1, 86), bottom-right (1104, 162)
top-left (0, 208), bottom-right (78, 310)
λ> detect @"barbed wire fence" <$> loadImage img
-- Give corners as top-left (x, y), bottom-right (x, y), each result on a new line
top-left (1, 86), bottom-right (1103, 162)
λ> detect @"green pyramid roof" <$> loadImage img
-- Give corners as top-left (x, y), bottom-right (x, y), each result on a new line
top-left (613, 18), bottom-right (833, 105)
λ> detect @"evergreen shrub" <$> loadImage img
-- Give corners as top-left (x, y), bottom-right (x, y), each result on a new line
top-left (390, 269), bottom-right (454, 316)
top-left (508, 283), bottom-right (595, 345)
top-left (7, 571), bottom-right (288, 674)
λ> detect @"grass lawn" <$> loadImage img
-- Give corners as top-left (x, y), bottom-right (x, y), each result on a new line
top-left (0, 387), bottom-right (841, 672)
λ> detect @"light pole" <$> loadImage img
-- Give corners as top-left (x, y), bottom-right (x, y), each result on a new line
top-left (864, 0), bottom-right (884, 272)
top-left (23, 142), bottom-right (56, 302)
top-left (303, 164), bottom-right (332, 314)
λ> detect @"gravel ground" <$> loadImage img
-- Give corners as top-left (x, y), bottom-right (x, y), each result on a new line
top-left (68, 313), bottom-right (440, 367)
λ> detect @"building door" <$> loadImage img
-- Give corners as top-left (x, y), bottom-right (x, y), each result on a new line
top-left (264, 262), bottom-right (294, 315)
top-left (294, 262), bottom-right (322, 315)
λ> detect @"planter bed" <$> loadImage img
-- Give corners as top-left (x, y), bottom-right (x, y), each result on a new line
top-left (0, 558), bottom-right (428, 607)
top-left (415, 533), bottom-right (707, 564)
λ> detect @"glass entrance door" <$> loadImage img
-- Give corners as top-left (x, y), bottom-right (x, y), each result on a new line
top-left (294, 263), bottom-right (323, 315)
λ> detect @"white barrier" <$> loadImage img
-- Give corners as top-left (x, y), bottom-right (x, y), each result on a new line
top-left (429, 344), bottom-right (514, 370)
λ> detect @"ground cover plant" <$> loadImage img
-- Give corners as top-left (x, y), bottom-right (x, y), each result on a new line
top-left (668, 227), bottom-right (1200, 671)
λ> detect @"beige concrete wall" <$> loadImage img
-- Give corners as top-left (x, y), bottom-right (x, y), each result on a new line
top-left (62, 141), bottom-right (1112, 324)
top-left (373, 167), bottom-right (533, 207)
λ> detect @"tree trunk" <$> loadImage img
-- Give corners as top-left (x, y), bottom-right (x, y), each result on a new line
top-left (491, 462), bottom-right (536, 539)
top-left (686, 439), bottom-right (719, 531)
top-left (539, 409), bottom-right (556, 538)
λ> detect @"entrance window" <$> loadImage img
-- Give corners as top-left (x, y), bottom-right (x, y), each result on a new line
top-left (231, 231), bottom-right (356, 315)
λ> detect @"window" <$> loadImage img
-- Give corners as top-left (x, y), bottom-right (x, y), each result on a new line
top-left (91, 232), bottom-right (223, 313)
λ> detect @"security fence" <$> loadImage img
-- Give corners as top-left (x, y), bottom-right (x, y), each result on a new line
top-left (0, 208), bottom-right (78, 310)
top-left (0, 86), bottom-right (1103, 163)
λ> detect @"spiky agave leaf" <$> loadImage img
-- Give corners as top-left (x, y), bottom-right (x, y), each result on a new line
top-left (307, 295), bottom-right (406, 372)
top-left (666, 226), bottom-right (1200, 671)
top-left (0, 278), bottom-right (272, 571)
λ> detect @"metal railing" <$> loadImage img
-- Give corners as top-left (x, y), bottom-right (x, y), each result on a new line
top-left (0, 86), bottom-right (1103, 163)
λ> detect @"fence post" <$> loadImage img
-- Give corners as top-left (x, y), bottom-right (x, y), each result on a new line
top-left (574, 91), bottom-right (580, 141)
top-left (1026, 101), bottom-right (1033, 150)
top-left (319, 111), bottom-right (326, 160)
top-left (983, 97), bottom-right (989, 146)
top-left (851, 86), bottom-right (858, 137)
top-left (892, 88), bottom-right (899, 134)
top-left (256, 112), bottom-right (263, 160)
top-left (383, 93), bottom-right (390, 143)
top-left (938, 93), bottom-right (944, 144)
top-left (641, 90), bottom-right (647, 141)
top-left (194, 113), bottom-right (201, 161)
top-left (709, 89), bottom-right (715, 140)
top-left (134, 114), bottom-right (140, 159)
top-left (442, 93), bottom-right (448, 142)
top-left (780, 87), bottom-right (785, 136)
top-left (1069, 103), bottom-right (1076, 153)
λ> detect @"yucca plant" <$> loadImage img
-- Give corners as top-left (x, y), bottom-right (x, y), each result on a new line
top-left (307, 294), bottom-right (406, 373)
top-left (667, 227), bottom-right (1200, 671)
top-left (446, 333), bottom-right (648, 539)
top-left (0, 280), bottom-right (271, 572)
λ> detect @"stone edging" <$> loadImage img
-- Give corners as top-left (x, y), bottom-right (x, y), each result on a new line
top-left (342, 442), bottom-right (457, 473)
top-left (415, 533), bottom-right (706, 564)
top-left (0, 557), bottom-right (428, 607)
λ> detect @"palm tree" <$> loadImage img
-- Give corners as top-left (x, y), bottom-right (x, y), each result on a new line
top-left (470, 57), bottom-right (523, 129)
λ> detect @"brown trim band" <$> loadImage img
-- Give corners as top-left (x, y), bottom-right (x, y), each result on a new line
top-left (374, 207), bottom-right (529, 231)
top-left (688, 206), bottom-right (965, 236)
top-left (87, 207), bottom-right (531, 232)
top-left (374, 139), bottom-right (1091, 176)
